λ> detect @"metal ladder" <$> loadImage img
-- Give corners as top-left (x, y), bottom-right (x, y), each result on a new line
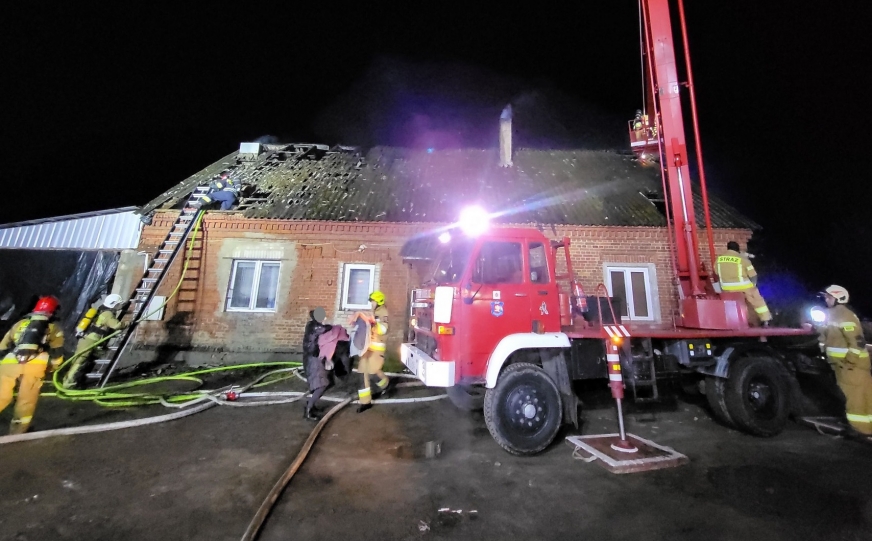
top-left (87, 185), bottom-right (210, 387)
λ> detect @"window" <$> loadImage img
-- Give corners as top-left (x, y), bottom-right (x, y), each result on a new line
top-left (342, 264), bottom-right (375, 309)
top-left (432, 238), bottom-right (474, 284)
top-left (528, 242), bottom-right (549, 284)
top-left (472, 241), bottom-right (523, 284)
top-left (606, 266), bottom-right (654, 321)
top-left (226, 260), bottom-right (281, 311)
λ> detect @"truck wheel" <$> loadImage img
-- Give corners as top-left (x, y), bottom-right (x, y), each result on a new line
top-left (705, 376), bottom-right (736, 428)
top-left (446, 384), bottom-right (486, 411)
top-left (483, 363), bottom-right (562, 456)
top-left (724, 357), bottom-right (790, 437)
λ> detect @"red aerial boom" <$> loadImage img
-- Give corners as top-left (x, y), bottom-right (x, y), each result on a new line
top-left (639, 0), bottom-right (743, 330)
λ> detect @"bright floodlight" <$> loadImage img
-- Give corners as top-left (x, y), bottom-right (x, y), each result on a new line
top-left (810, 307), bottom-right (826, 324)
top-left (458, 206), bottom-right (489, 236)
top-left (438, 231), bottom-right (452, 244)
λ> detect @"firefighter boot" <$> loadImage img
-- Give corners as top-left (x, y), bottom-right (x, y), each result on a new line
top-left (303, 405), bottom-right (323, 422)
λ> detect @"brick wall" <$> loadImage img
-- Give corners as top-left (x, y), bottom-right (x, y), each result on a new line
top-left (130, 212), bottom-right (750, 360)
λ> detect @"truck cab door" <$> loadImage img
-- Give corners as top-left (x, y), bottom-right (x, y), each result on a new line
top-left (459, 239), bottom-right (532, 378)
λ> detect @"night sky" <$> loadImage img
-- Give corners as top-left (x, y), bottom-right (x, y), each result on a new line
top-left (4, 2), bottom-right (870, 311)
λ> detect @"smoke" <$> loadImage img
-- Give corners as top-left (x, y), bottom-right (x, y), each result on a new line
top-left (314, 56), bottom-right (625, 150)
top-left (253, 135), bottom-right (280, 144)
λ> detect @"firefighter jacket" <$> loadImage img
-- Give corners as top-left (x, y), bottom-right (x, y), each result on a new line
top-left (368, 305), bottom-right (389, 353)
top-left (84, 308), bottom-right (123, 341)
top-left (210, 178), bottom-right (239, 195)
top-left (0, 316), bottom-right (65, 368)
top-left (716, 249), bottom-right (757, 291)
top-left (820, 304), bottom-right (870, 368)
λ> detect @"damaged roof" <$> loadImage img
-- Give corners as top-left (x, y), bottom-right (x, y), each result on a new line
top-left (139, 143), bottom-right (758, 229)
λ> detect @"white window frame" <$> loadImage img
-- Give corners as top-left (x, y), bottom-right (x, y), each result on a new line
top-left (605, 265), bottom-right (655, 322)
top-left (342, 263), bottom-right (376, 310)
top-left (225, 260), bottom-right (282, 312)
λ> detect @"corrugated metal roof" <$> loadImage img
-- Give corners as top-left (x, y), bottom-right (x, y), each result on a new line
top-left (0, 208), bottom-right (143, 250)
top-left (140, 145), bottom-right (758, 229)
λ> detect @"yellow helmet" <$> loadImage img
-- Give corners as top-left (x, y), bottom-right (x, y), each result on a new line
top-left (823, 284), bottom-right (849, 304)
top-left (369, 290), bottom-right (386, 306)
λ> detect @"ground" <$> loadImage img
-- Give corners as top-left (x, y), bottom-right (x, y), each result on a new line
top-left (0, 373), bottom-right (870, 541)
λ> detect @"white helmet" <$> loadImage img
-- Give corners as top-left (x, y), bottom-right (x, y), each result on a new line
top-left (103, 294), bottom-right (124, 309)
top-left (823, 284), bottom-right (849, 304)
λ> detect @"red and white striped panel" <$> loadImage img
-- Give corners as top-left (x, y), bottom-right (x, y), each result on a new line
top-left (603, 325), bottom-right (631, 340)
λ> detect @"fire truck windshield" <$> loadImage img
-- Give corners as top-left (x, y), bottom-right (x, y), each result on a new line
top-left (432, 238), bottom-right (474, 284)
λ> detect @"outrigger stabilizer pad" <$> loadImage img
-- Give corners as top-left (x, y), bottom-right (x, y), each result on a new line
top-left (566, 433), bottom-right (689, 474)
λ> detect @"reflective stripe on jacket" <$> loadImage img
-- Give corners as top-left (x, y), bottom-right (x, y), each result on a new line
top-left (717, 249), bottom-right (756, 291)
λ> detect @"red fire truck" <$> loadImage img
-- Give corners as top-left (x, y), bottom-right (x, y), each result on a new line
top-left (400, 0), bottom-right (822, 455)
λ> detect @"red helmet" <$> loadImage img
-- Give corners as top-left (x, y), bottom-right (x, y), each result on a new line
top-left (33, 296), bottom-right (60, 315)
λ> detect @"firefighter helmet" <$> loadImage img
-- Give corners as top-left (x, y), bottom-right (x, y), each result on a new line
top-left (33, 296), bottom-right (59, 316)
top-left (823, 285), bottom-right (849, 304)
top-left (369, 291), bottom-right (386, 306)
top-left (103, 294), bottom-right (124, 309)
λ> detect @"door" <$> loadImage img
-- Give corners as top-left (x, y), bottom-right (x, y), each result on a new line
top-left (461, 239), bottom-right (532, 376)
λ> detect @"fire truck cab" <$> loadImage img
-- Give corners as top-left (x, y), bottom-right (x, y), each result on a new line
top-left (402, 215), bottom-right (590, 455)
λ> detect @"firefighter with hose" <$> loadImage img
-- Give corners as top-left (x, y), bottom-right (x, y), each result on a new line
top-left (348, 290), bottom-right (392, 413)
top-left (0, 296), bottom-right (64, 434)
top-left (64, 294), bottom-right (128, 389)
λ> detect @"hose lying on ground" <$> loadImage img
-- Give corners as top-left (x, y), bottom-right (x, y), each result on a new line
top-left (240, 397), bottom-right (353, 541)
top-left (0, 365), bottom-right (299, 446)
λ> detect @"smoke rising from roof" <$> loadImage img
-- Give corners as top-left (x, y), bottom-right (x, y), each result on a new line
top-left (314, 56), bottom-right (627, 151)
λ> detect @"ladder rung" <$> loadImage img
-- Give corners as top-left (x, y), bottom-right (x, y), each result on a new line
top-left (159, 249), bottom-right (175, 254)
top-left (169, 232), bottom-right (184, 236)
top-left (141, 278), bottom-right (158, 283)
top-left (93, 359), bottom-right (112, 365)
top-left (164, 241), bottom-right (179, 246)
top-left (85, 373), bottom-right (103, 379)
top-left (135, 288), bottom-right (153, 293)
top-left (154, 257), bottom-right (169, 263)
top-left (179, 215), bottom-right (193, 221)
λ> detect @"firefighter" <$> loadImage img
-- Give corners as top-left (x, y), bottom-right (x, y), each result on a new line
top-left (0, 296), bottom-right (64, 434)
top-left (63, 294), bottom-right (127, 389)
top-left (716, 241), bottom-right (772, 326)
top-left (818, 285), bottom-right (872, 436)
top-left (197, 173), bottom-right (241, 210)
top-left (349, 290), bottom-right (391, 413)
top-left (633, 109), bottom-right (644, 133)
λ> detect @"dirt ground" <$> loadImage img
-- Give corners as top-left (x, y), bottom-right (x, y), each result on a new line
top-left (1, 374), bottom-right (870, 541)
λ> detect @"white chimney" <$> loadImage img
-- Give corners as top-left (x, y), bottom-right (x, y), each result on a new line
top-left (499, 104), bottom-right (513, 167)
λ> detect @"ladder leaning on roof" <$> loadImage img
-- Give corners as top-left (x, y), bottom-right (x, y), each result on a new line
top-left (86, 184), bottom-right (210, 387)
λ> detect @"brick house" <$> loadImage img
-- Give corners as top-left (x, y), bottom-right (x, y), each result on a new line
top-left (126, 142), bottom-right (755, 366)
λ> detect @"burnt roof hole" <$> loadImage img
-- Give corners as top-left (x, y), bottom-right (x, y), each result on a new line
top-left (642, 189), bottom-right (667, 217)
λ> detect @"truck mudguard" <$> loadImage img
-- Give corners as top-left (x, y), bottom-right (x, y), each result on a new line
top-left (485, 333), bottom-right (571, 388)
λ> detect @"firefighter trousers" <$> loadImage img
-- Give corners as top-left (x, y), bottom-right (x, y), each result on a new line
top-left (64, 336), bottom-right (100, 388)
top-left (828, 353), bottom-right (872, 435)
top-left (742, 287), bottom-right (772, 323)
top-left (0, 354), bottom-right (49, 435)
top-left (357, 350), bottom-right (389, 405)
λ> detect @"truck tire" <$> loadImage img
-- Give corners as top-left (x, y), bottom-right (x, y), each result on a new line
top-left (724, 356), bottom-right (790, 437)
top-left (483, 363), bottom-right (562, 456)
top-left (446, 384), bottom-right (486, 411)
top-left (705, 376), bottom-right (736, 428)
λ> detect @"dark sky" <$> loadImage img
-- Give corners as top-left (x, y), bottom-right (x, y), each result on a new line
top-left (4, 1), bottom-right (870, 308)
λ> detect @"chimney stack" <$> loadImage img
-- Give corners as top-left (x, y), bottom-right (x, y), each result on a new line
top-left (499, 104), bottom-right (513, 167)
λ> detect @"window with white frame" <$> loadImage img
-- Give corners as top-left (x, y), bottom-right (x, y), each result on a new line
top-left (342, 264), bottom-right (376, 310)
top-left (226, 260), bottom-right (281, 312)
top-left (605, 266), bottom-right (655, 321)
